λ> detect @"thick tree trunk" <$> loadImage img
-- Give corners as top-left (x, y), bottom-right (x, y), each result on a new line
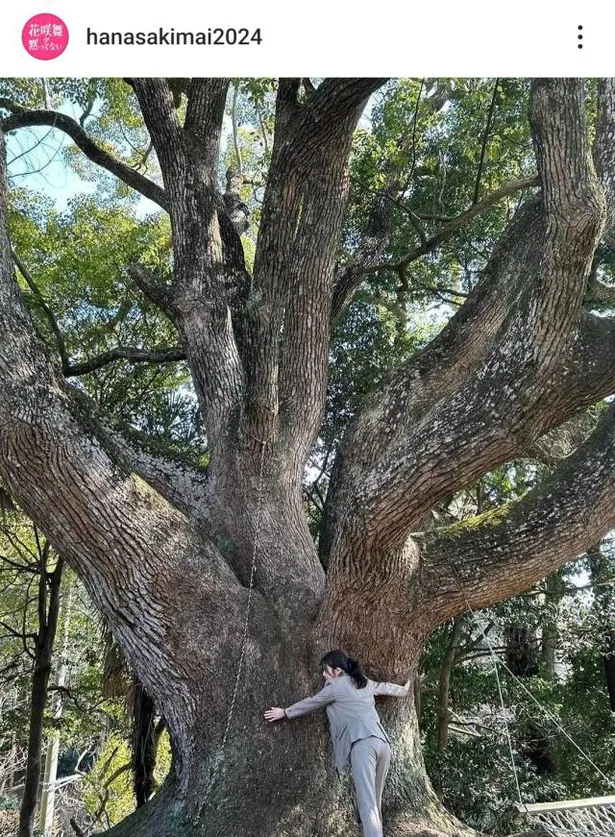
top-left (92, 643), bottom-right (471, 837)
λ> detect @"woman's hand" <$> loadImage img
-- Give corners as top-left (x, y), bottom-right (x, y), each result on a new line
top-left (264, 707), bottom-right (286, 722)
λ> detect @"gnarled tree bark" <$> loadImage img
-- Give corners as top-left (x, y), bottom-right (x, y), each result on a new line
top-left (2, 78), bottom-right (615, 836)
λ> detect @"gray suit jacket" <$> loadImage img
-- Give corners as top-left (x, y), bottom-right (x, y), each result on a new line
top-left (284, 674), bottom-right (408, 771)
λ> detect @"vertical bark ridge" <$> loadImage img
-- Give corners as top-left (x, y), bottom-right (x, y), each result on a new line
top-left (132, 79), bottom-right (244, 451)
top-left (243, 80), bottom-right (386, 462)
top-left (596, 79), bottom-right (615, 235)
top-left (323, 80), bottom-right (608, 574)
top-left (528, 78), bottom-right (605, 366)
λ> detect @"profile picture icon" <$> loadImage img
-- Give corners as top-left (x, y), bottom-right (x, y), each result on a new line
top-left (22, 13), bottom-right (69, 60)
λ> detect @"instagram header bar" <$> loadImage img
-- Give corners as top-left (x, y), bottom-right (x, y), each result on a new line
top-left (0, 0), bottom-right (611, 75)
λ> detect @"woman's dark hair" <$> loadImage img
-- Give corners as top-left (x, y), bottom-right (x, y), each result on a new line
top-left (321, 650), bottom-right (368, 689)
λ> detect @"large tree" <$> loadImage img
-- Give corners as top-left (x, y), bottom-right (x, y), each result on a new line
top-left (1, 77), bottom-right (615, 837)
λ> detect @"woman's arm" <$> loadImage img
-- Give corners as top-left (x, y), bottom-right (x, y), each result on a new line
top-left (264, 707), bottom-right (286, 722)
top-left (264, 684), bottom-right (336, 722)
top-left (373, 680), bottom-right (411, 697)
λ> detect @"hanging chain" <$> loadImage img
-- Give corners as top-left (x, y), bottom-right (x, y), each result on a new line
top-left (192, 435), bottom-right (269, 825)
top-left (218, 437), bottom-right (268, 754)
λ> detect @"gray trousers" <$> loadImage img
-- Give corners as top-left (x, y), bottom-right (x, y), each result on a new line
top-left (350, 736), bottom-right (391, 837)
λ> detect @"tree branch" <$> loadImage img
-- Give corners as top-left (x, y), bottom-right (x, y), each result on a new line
top-left (324, 118), bottom-right (615, 626)
top-left (473, 79), bottom-right (499, 206)
top-left (526, 78), bottom-right (605, 364)
top-left (131, 80), bottom-right (244, 452)
top-left (218, 176), bottom-right (252, 359)
top-left (323, 81), bottom-right (610, 567)
top-left (418, 401), bottom-right (615, 625)
top-left (325, 306), bottom-right (615, 562)
top-left (269, 79), bottom-right (301, 151)
top-left (595, 78), bottom-right (615, 239)
top-left (128, 80), bottom-right (181, 172)
top-left (0, 619), bottom-right (36, 641)
top-left (0, 98), bottom-right (167, 211)
top-left (330, 86), bottom-right (515, 322)
top-left (522, 412), bottom-right (594, 465)
top-left (331, 178), bottom-right (402, 322)
top-left (230, 83), bottom-right (242, 174)
top-left (126, 264), bottom-right (176, 317)
top-left (320, 198), bottom-right (547, 564)
top-left (0, 554), bottom-right (38, 573)
top-left (13, 253), bottom-right (185, 377)
top-left (246, 79), bottom-right (387, 460)
top-left (12, 250), bottom-right (70, 374)
top-left (90, 409), bottom-right (212, 530)
top-left (0, 127), bottom-right (248, 739)
top-left (360, 176), bottom-right (538, 278)
top-left (279, 79), bottom-right (389, 172)
top-left (66, 346), bottom-right (185, 377)
top-left (184, 79), bottom-right (230, 151)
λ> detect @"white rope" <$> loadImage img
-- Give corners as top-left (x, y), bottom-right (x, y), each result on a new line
top-left (485, 628), bottom-right (524, 806)
top-left (494, 654), bottom-right (615, 791)
top-left (463, 611), bottom-right (614, 793)
top-left (440, 542), bottom-right (615, 811)
top-left (443, 554), bottom-right (524, 805)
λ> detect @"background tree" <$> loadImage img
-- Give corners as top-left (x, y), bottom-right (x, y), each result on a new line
top-left (0, 513), bottom-right (64, 837)
top-left (0, 504), bottom-right (169, 836)
top-left (0, 77), bottom-right (615, 837)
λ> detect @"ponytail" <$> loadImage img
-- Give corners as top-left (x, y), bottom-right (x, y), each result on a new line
top-left (346, 656), bottom-right (368, 689)
top-left (321, 650), bottom-right (368, 689)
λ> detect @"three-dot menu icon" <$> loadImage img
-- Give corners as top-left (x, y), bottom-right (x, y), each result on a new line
top-left (578, 25), bottom-right (583, 49)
